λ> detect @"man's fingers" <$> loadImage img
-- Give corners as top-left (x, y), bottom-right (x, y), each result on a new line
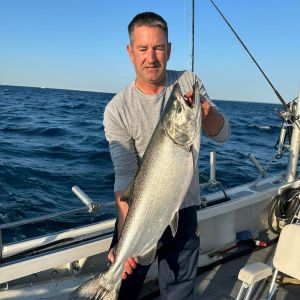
top-left (121, 272), bottom-right (127, 280)
top-left (200, 95), bottom-right (207, 104)
top-left (108, 249), bottom-right (115, 263)
top-left (121, 256), bottom-right (138, 280)
top-left (184, 91), bottom-right (193, 98)
top-left (124, 260), bottom-right (134, 274)
top-left (128, 256), bottom-right (137, 269)
top-left (184, 91), bottom-right (193, 106)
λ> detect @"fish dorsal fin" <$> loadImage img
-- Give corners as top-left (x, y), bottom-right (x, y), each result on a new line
top-left (121, 179), bottom-right (135, 206)
top-left (170, 211), bottom-right (179, 237)
top-left (137, 245), bottom-right (157, 266)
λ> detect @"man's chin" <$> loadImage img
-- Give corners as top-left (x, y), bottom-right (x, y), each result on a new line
top-left (144, 72), bottom-right (163, 83)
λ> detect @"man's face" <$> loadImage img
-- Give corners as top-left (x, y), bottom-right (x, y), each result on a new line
top-left (127, 25), bottom-right (171, 87)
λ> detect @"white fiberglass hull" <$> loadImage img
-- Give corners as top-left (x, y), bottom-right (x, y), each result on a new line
top-left (0, 173), bottom-right (299, 299)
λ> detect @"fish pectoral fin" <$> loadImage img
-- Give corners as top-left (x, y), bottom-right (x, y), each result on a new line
top-left (170, 211), bottom-right (179, 237)
top-left (137, 246), bottom-right (157, 266)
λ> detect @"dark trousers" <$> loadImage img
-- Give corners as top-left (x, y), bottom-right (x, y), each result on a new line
top-left (110, 206), bottom-right (200, 300)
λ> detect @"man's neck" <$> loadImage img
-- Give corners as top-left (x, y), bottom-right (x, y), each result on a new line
top-left (135, 79), bottom-right (165, 95)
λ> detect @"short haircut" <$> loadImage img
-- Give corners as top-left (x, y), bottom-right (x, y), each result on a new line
top-left (128, 12), bottom-right (168, 41)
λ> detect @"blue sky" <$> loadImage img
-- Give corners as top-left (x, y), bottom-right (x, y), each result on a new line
top-left (0, 0), bottom-right (299, 103)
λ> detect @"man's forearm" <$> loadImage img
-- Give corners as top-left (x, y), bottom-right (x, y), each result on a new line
top-left (202, 108), bottom-right (224, 137)
top-left (115, 191), bottom-right (129, 239)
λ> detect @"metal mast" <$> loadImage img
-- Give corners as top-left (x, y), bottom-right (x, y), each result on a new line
top-left (191, 0), bottom-right (195, 72)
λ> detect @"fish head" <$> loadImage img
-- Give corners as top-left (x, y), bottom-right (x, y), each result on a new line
top-left (163, 82), bottom-right (201, 146)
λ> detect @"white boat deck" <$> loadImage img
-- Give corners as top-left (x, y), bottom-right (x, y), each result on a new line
top-left (140, 243), bottom-right (300, 299)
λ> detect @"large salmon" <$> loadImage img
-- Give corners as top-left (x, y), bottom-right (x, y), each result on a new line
top-left (70, 82), bottom-right (201, 299)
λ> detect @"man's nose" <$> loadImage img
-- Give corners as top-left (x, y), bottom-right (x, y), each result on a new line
top-left (146, 48), bottom-right (157, 63)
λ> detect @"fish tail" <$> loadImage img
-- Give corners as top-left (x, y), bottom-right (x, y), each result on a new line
top-left (69, 272), bottom-right (119, 300)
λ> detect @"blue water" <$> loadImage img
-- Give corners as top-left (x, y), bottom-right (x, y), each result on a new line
top-left (0, 85), bottom-right (287, 243)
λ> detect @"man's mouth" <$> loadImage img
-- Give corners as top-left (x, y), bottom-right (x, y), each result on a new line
top-left (145, 64), bottom-right (160, 69)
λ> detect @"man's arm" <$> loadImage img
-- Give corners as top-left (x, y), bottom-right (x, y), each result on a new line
top-left (108, 191), bottom-right (137, 280)
top-left (201, 97), bottom-right (225, 137)
top-left (104, 104), bottom-right (140, 279)
top-left (184, 90), bottom-right (229, 141)
top-left (114, 191), bottom-right (129, 239)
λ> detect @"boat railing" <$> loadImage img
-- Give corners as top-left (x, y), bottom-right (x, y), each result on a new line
top-left (0, 186), bottom-right (113, 262)
top-left (0, 156), bottom-right (226, 260)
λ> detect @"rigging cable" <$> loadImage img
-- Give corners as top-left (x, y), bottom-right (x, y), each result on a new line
top-left (209, 0), bottom-right (288, 110)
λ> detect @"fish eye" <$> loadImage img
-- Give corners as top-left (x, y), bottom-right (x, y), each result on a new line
top-left (177, 105), bottom-right (183, 113)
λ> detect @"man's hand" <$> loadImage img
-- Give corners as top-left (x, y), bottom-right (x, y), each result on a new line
top-left (107, 249), bottom-right (138, 280)
top-left (184, 91), bottom-right (212, 121)
top-left (199, 96), bottom-right (212, 121)
top-left (184, 91), bottom-right (224, 137)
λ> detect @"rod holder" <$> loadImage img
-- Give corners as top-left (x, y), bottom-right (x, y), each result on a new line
top-left (279, 126), bottom-right (287, 146)
top-left (248, 154), bottom-right (267, 177)
top-left (286, 89), bottom-right (300, 182)
top-left (72, 186), bottom-right (100, 213)
top-left (277, 125), bottom-right (288, 155)
top-left (207, 152), bottom-right (230, 200)
top-left (210, 151), bottom-right (216, 182)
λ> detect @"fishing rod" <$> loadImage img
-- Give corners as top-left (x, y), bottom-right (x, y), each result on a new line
top-left (209, 0), bottom-right (288, 110)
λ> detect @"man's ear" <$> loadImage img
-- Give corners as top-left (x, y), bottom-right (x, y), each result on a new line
top-left (127, 44), bottom-right (134, 62)
top-left (167, 42), bottom-right (172, 61)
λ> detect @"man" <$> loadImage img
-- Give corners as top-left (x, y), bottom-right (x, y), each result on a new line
top-left (103, 12), bottom-right (230, 299)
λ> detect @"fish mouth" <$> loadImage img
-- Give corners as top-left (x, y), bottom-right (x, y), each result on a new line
top-left (190, 84), bottom-right (201, 116)
top-left (183, 95), bottom-right (193, 107)
top-left (180, 91), bottom-right (199, 116)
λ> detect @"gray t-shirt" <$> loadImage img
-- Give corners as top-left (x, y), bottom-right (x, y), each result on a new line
top-left (103, 70), bottom-right (230, 208)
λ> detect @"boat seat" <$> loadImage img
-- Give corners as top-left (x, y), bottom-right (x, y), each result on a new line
top-left (236, 223), bottom-right (300, 300)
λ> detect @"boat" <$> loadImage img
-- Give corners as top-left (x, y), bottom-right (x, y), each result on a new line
top-left (1, 2), bottom-right (300, 300)
top-left (1, 99), bottom-right (300, 300)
